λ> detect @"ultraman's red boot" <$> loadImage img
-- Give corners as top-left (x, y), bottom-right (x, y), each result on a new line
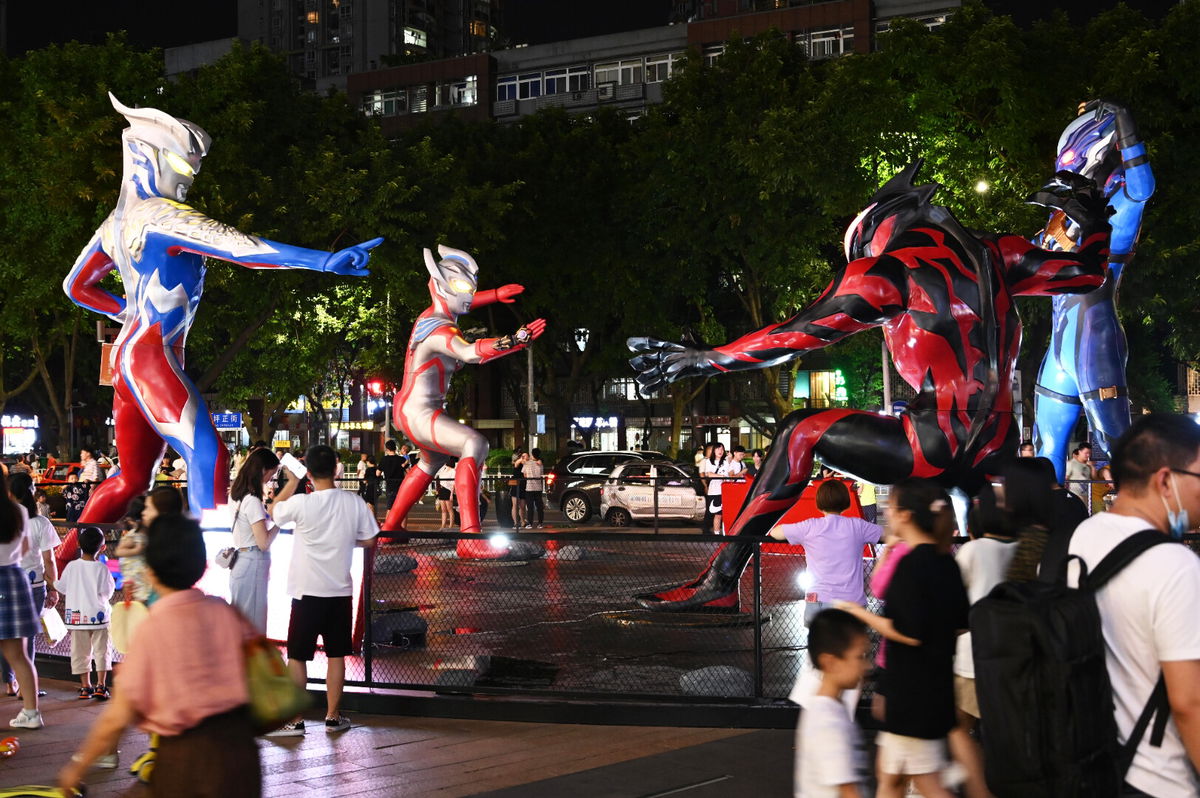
top-left (453, 457), bottom-right (503, 559)
top-left (382, 466), bottom-right (435, 534)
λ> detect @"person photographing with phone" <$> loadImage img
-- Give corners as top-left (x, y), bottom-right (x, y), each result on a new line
top-left (266, 446), bottom-right (378, 735)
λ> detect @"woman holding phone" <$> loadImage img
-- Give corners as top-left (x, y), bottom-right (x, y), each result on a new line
top-left (228, 450), bottom-right (299, 632)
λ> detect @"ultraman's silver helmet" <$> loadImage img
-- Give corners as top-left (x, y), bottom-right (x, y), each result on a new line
top-left (110, 92), bottom-right (211, 202)
top-left (425, 245), bottom-right (479, 316)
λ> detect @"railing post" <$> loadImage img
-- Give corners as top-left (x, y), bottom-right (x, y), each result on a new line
top-left (363, 545), bottom-right (374, 688)
top-left (752, 540), bottom-right (763, 699)
top-left (651, 467), bottom-right (660, 535)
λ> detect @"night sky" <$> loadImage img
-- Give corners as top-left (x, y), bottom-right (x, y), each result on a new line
top-left (2, 0), bottom-right (1179, 56)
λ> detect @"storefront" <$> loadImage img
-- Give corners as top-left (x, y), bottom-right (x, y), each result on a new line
top-left (1, 414), bottom-right (38, 455)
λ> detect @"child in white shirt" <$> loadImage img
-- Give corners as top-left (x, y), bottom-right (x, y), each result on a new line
top-left (795, 608), bottom-right (870, 798)
top-left (59, 527), bottom-right (116, 700)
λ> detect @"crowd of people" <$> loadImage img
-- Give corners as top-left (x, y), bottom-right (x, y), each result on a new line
top-left (791, 414), bottom-right (1200, 798)
top-left (0, 415), bottom-right (1196, 796)
top-left (0, 440), bottom-right (382, 795)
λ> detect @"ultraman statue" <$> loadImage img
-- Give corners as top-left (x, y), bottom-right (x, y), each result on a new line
top-left (383, 245), bottom-right (545, 559)
top-left (59, 93), bottom-right (381, 569)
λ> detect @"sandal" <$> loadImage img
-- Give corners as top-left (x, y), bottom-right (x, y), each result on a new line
top-left (4, 683), bottom-right (15, 698)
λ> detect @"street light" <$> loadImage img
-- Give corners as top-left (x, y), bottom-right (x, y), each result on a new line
top-left (975, 180), bottom-right (989, 194)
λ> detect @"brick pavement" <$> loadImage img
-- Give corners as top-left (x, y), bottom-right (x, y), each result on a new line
top-left (0, 678), bottom-right (794, 797)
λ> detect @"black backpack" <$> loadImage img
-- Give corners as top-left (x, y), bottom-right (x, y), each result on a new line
top-left (970, 530), bottom-right (1174, 798)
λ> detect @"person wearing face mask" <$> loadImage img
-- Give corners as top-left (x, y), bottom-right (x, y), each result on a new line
top-left (1066, 414), bottom-right (1200, 798)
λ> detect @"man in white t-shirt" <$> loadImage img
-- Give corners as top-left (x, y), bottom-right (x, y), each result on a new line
top-left (268, 445), bottom-right (378, 736)
top-left (1068, 414), bottom-right (1200, 798)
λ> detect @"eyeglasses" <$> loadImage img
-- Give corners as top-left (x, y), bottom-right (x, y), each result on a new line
top-left (1169, 468), bottom-right (1200, 480)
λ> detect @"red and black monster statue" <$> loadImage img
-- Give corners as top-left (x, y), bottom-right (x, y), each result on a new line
top-left (628, 161), bottom-right (1111, 611)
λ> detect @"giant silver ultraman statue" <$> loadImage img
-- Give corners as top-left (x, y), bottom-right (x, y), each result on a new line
top-left (59, 92), bottom-right (380, 571)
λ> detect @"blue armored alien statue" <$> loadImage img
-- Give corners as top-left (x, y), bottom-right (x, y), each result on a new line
top-left (1032, 101), bottom-right (1154, 481)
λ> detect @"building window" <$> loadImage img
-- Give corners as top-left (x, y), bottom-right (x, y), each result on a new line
top-left (618, 58), bottom-right (643, 85)
top-left (469, 19), bottom-right (487, 38)
top-left (496, 75), bottom-right (517, 101)
top-left (809, 28), bottom-right (839, 58)
top-left (645, 54), bottom-right (675, 83)
top-left (544, 68), bottom-right (567, 95)
top-left (517, 72), bottom-right (542, 99)
top-left (567, 65), bottom-right (589, 91)
top-left (594, 62), bottom-right (619, 87)
top-left (307, 10), bottom-right (319, 23)
top-left (702, 45), bottom-right (724, 67)
top-left (411, 85), bottom-right (428, 113)
top-left (404, 27), bottom-right (426, 47)
top-left (452, 76), bottom-right (478, 106)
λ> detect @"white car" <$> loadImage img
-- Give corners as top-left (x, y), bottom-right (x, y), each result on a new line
top-left (600, 462), bottom-right (706, 526)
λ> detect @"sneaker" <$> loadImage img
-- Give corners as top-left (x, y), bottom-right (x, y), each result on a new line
top-left (95, 752), bottom-right (120, 769)
top-left (265, 720), bottom-right (305, 737)
top-left (324, 716), bottom-right (351, 733)
top-left (92, 685), bottom-right (111, 701)
top-left (9, 709), bottom-right (43, 729)
top-left (77, 687), bottom-right (94, 700)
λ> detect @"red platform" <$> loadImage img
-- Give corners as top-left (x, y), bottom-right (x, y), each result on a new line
top-left (721, 477), bottom-right (870, 555)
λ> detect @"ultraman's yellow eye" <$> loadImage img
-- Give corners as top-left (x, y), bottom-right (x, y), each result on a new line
top-left (449, 278), bottom-right (475, 294)
top-left (163, 150), bottom-right (195, 178)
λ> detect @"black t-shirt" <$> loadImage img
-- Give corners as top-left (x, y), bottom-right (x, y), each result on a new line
top-left (379, 454), bottom-right (406, 482)
top-left (880, 543), bottom-right (970, 739)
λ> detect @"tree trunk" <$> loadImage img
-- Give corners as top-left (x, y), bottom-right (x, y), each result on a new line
top-left (0, 350), bottom-right (39, 420)
top-left (195, 296), bottom-right (282, 393)
top-left (32, 319), bottom-right (79, 458)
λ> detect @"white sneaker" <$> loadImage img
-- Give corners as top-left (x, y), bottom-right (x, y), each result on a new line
top-left (95, 752), bottom-right (120, 769)
top-left (9, 708), bottom-right (43, 729)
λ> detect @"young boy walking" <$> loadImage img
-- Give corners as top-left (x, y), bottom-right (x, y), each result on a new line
top-left (59, 527), bottom-right (115, 700)
top-left (795, 608), bottom-right (870, 797)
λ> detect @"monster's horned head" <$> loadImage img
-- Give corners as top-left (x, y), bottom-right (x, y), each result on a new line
top-left (1055, 105), bottom-right (1121, 197)
top-left (843, 159), bottom-right (938, 262)
top-left (425, 245), bottom-right (479, 317)
top-left (111, 92), bottom-right (210, 203)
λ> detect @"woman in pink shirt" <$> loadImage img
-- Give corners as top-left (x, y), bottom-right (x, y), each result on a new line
top-left (768, 479), bottom-right (882, 624)
top-left (60, 514), bottom-right (260, 797)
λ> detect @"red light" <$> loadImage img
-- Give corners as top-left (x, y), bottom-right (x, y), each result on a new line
top-left (367, 380), bottom-right (384, 395)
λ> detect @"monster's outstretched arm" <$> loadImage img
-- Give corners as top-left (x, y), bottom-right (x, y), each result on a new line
top-left (629, 255), bottom-right (907, 393)
top-left (998, 228), bottom-right (1109, 297)
top-left (63, 233), bottom-right (126, 322)
top-left (148, 201), bottom-right (381, 276)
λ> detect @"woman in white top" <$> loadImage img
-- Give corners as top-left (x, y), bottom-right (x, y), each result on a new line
top-left (700, 442), bottom-right (730, 534)
top-left (0, 470), bottom-right (42, 728)
top-left (228, 449), bottom-right (298, 633)
top-left (0, 473), bottom-right (55, 701)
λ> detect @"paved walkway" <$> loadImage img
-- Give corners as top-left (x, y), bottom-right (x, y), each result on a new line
top-left (0, 678), bottom-right (795, 797)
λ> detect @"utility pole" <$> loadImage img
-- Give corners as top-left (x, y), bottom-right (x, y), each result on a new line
top-left (527, 347), bottom-right (536, 452)
top-left (882, 339), bottom-right (892, 413)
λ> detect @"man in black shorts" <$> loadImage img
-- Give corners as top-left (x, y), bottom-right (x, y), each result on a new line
top-left (267, 445), bottom-right (378, 735)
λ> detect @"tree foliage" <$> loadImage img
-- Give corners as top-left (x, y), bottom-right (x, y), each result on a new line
top-left (3, 1), bottom-right (1200, 455)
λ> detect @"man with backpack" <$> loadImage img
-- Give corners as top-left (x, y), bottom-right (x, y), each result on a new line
top-left (1068, 414), bottom-right (1200, 797)
top-left (973, 414), bottom-right (1200, 798)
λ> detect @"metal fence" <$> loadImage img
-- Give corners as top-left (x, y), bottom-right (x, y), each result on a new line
top-left (360, 531), bottom-right (824, 701)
